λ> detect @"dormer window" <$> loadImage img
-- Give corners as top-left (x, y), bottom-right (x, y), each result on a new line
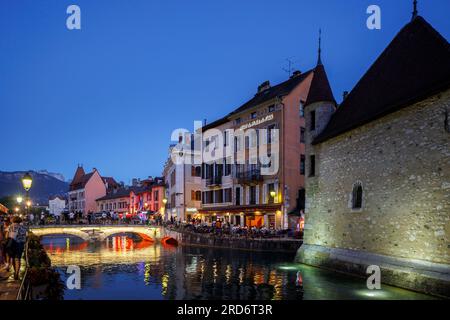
top-left (251, 112), bottom-right (257, 119)
top-left (235, 118), bottom-right (241, 125)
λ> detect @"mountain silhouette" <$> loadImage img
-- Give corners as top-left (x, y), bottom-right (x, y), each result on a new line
top-left (0, 170), bottom-right (68, 204)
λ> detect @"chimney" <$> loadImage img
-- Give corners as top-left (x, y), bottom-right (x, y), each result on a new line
top-left (257, 81), bottom-right (271, 93)
top-left (290, 70), bottom-right (302, 78)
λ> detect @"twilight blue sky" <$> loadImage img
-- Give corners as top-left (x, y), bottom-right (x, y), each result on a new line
top-left (1, 0), bottom-right (449, 184)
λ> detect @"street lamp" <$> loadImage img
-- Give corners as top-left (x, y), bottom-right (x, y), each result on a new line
top-left (21, 172), bottom-right (33, 218)
top-left (270, 190), bottom-right (276, 198)
top-left (17, 196), bottom-right (23, 204)
top-left (22, 172), bottom-right (33, 192)
top-left (162, 198), bottom-right (168, 205)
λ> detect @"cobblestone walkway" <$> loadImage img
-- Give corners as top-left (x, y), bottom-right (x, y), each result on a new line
top-left (0, 268), bottom-right (20, 300)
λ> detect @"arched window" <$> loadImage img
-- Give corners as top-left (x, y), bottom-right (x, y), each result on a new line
top-left (352, 182), bottom-right (363, 209)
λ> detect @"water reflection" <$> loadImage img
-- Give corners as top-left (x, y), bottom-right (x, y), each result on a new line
top-left (41, 235), bottom-right (434, 300)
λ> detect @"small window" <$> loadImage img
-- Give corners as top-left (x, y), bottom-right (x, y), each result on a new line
top-left (299, 101), bottom-right (305, 117)
top-left (267, 124), bottom-right (276, 144)
top-left (268, 105), bottom-right (275, 113)
top-left (235, 118), bottom-right (241, 125)
top-left (300, 155), bottom-right (305, 175)
top-left (300, 127), bottom-right (305, 143)
top-left (309, 155), bottom-right (316, 177)
top-left (310, 110), bottom-right (316, 131)
top-left (352, 183), bottom-right (363, 209)
top-left (251, 112), bottom-right (257, 119)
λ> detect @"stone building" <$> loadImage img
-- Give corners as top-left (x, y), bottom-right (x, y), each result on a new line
top-left (163, 143), bottom-right (202, 222)
top-left (297, 15), bottom-right (450, 297)
top-left (48, 196), bottom-right (66, 216)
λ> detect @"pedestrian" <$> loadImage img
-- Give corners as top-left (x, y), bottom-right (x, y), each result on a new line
top-left (1, 218), bottom-right (11, 271)
top-left (69, 211), bottom-right (74, 224)
top-left (0, 217), bottom-right (4, 266)
top-left (7, 216), bottom-right (27, 280)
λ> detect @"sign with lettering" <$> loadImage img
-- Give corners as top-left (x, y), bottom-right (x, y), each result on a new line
top-left (239, 114), bottom-right (274, 131)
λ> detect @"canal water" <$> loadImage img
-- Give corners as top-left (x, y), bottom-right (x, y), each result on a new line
top-left (41, 235), bottom-right (434, 300)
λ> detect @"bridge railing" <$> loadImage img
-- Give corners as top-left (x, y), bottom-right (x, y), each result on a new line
top-left (16, 235), bottom-right (32, 300)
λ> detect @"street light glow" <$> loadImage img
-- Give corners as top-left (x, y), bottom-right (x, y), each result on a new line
top-left (21, 172), bottom-right (33, 191)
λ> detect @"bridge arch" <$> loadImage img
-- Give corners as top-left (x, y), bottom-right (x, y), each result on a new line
top-left (97, 226), bottom-right (161, 242)
top-left (31, 225), bottom-right (163, 242)
top-left (31, 227), bottom-right (91, 241)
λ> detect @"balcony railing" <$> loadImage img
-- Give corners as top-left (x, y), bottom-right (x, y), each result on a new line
top-left (206, 175), bottom-right (222, 187)
top-left (234, 168), bottom-right (263, 184)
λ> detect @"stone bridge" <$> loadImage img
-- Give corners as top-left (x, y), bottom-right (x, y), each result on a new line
top-left (30, 225), bottom-right (178, 243)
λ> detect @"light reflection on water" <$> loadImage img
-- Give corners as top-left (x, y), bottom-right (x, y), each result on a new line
top-left (41, 235), bottom-right (435, 300)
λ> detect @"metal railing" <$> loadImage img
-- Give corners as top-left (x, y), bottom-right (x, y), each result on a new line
top-left (206, 175), bottom-right (222, 186)
top-left (16, 237), bottom-right (32, 300)
top-left (234, 168), bottom-right (263, 183)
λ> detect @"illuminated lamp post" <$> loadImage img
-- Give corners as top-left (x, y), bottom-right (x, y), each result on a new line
top-left (162, 198), bottom-right (168, 223)
top-left (21, 172), bottom-right (33, 217)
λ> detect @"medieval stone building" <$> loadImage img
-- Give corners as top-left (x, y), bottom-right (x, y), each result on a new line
top-left (297, 15), bottom-right (450, 297)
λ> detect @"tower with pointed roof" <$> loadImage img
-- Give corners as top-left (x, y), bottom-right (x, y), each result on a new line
top-left (303, 31), bottom-right (336, 184)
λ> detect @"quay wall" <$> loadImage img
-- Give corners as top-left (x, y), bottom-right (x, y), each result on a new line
top-left (162, 228), bottom-right (302, 253)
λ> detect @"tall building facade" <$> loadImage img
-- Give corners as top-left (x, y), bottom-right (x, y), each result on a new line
top-left (163, 144), bottom-right (202, 222)
top-left (68, 166), bottom-right (107, 215)
top-left (196, 62), bottom-right (334, 230)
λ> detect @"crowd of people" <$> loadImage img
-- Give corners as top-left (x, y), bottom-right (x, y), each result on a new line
top-left (165, 218), bottom-right (302, 239)
top-left (0, 216), bottom-right (28, 280)
top-left (25, 211), bottom-right (164, 226)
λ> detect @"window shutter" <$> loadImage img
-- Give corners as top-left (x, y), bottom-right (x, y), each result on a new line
top-left (274, 183), bottom-right (279, 203)
top-left (262, 184), bottom-right (267, 204)
top-left (245, 186), bottom-right (249, 205)
top-left (255, 185), bottom-right (259, 205)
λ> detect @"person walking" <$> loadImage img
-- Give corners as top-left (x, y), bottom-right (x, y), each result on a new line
top-left (1, 218), bottom-right (11, 271)
top-left (7, 216), bottom-right (27, 280)
top-left (0, 218), bottom-right (4, 266)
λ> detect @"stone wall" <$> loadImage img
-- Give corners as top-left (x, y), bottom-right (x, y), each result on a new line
top-left (304, 90), bottom-right (450, 264)
top-left (299, 90), bottom-right (450, 296)
top-left (164, 228), bottom-right (302, 253)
